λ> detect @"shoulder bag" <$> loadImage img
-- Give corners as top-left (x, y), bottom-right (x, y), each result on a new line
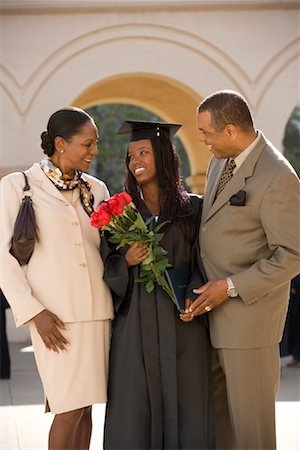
top-left (9, 172), bottom-right (38, 266)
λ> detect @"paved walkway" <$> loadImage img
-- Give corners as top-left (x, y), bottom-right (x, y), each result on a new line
top-left (1, 339), bottom-right (300, 450)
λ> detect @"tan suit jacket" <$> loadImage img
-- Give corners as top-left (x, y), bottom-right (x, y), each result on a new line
top-left (200, 132), bottom-right (300, 349)
top-left (0, 163), bottom-right (114, 327)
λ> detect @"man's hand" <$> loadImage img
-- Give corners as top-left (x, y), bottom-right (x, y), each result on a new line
top-left (188, 279), bottom-right (230, 317)
top-left (33, 310), bottom-right (69, 353)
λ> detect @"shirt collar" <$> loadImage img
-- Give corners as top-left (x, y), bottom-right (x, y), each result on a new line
top-left (232, 130), bottom-right (260, 172)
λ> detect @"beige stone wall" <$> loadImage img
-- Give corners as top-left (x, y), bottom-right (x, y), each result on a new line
top-left (1, 1), bottom-right (299, 193)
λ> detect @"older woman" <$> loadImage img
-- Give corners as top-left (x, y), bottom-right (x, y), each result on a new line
top-left (0, 107), bottom-right (113, 450)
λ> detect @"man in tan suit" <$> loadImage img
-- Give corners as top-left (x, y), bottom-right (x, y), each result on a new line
top-left (188, 90), bottom-right (300, 449)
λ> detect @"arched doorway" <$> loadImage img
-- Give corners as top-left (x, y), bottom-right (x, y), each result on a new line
top-left (73, 73), bottom-right (210, 193)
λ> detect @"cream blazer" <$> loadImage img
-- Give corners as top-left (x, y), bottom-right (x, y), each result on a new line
top-left (0, 163), bottom-right (114, 327)
top-left (200, 132), bottom-right (300, 349)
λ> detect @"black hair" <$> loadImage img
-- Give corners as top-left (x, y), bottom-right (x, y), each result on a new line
top-left (124, 129), bottom-right (196, 242)
top-left (40, 106), bottom-right (95, 156)
top-left (197, 89), bottom-right (254, 132)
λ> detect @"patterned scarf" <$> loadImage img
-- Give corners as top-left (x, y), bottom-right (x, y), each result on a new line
top-left (40, 158), bottom-right (94, 217)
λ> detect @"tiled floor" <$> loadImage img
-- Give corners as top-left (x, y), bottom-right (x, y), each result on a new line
top-left (1, 340), bottom-right (299, 450)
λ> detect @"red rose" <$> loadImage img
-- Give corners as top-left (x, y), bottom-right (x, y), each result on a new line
top-left (90, 203), bottom-right (112, 229)
top-left (90, 192), bottom-right (133, 229)
top-left (107, 196), bottom-right (124, 215)
top-left (106, 192), bottom-right (132, 216)
top-left (100, 202), bottom-right (113, 218)
top-left (119, 191), bottom-right (132, 205)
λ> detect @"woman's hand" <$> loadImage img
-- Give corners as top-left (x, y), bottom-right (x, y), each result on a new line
top-left (32, 310), bottom-right (69, 353)
top-left (179, 298), bottom-right (194, 322)
top-left (125, 241), bottom-right (148, 267)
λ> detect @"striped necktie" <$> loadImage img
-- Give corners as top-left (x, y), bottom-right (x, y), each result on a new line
top-left (214, 159), bottom-right (236, 200)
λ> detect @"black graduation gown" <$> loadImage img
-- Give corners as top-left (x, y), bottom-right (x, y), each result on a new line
top-left (101, 196), bottom-right (215, 450)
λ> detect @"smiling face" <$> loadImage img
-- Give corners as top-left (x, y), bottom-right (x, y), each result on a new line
top-left (197, 110), bottom-right (236, 159)
top-left (53, 120), bottom-right (99, 175)
top-left (127, 139), bottom-right (157, 185)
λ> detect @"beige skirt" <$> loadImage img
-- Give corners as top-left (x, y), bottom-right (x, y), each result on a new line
top-left (29, 320), bottom-right (111, 414)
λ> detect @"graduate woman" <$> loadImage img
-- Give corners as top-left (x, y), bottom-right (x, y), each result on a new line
top-left (100, 120), bottom-right (215, 449)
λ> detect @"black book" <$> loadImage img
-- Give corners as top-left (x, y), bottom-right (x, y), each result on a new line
top-left (166, 268), bottom-right (191, 312)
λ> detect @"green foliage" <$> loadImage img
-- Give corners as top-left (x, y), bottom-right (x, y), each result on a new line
top-left (102, 202), bottom-right (176, 306)
top-left (282, 102), bottom-right (300, 177)
top-left (86, 104), bottom-right (190, 194)
top-left (135, 224), bottom-right (175, 303)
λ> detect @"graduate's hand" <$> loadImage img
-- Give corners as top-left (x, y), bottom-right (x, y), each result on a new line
top-left (179, 298), bottom-right (194, 322)
top-left (32, 310), bottom-right (69, 353)
top-left (125, 241), bottom-right (148, 267)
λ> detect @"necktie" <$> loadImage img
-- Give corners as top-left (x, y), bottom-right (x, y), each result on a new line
top-left (214, 159), bottom-right (236, 199)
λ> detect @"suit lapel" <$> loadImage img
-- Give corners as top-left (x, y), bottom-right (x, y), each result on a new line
top-left (202, 133), bottom-right (267, 224)
top-left (202, 158), bottom-right (226, 222)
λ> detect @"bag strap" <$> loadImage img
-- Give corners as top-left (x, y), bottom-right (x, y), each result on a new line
top-left (21, 172), bottom-right (30, 192)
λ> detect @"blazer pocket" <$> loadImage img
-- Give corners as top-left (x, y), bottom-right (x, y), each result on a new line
top-left (227, 205), bottom-right (255, 218)
top-left (226, 205), bottom-right (259, 233)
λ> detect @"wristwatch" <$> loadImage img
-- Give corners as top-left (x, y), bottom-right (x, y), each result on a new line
top-left (226, 277), bottom-right (238, 297)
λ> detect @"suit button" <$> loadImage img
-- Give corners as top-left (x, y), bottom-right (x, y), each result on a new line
top-left (202, 226), bottom-right (207, 232)
top-left (79, 262), bottom-right (87, 268)
top-left (75, 242), bottom-right (83, 247)
top-left (72, 221), bottom-right (80, 226)
top-left (201, 252), bottom-right (206, 258)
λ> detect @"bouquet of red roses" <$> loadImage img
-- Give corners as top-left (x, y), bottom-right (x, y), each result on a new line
top-left (90, 192), bottom-right (175, 304)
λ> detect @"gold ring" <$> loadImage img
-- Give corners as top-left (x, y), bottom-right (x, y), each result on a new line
top-left (205, 305), bottom-right (212, 312)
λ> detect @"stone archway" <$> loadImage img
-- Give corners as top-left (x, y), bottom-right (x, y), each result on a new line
top-left (73, 73), bottom-right (209, 194)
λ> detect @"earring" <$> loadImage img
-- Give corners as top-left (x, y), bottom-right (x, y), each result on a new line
top-left (60, 150), bottom-right (64, 154)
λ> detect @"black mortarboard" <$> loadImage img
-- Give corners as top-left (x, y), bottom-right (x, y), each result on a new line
top-left (117, 120), bottom-right (181, 142)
